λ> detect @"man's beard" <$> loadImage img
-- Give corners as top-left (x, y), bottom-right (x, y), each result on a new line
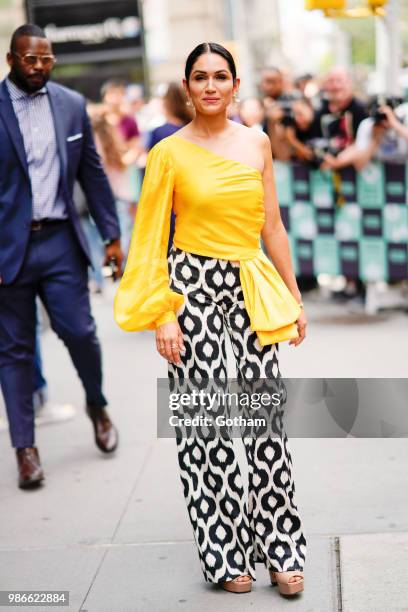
top-left (10, 68), bottom-right (50, 93)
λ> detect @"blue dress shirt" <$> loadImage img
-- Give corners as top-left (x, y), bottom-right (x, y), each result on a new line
top-left (6, 77), bottom-right (67, 220)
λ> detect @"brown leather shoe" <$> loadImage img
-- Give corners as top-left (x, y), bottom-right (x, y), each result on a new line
top-left (16, 447), bottom-right (44, 489)
top-left (86, 405), bottom-right (119, 453)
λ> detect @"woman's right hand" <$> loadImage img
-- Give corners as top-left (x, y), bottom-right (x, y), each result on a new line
top-left (289, 309), bottom-right (307, 347)
top-left (156, 321), bottom-right (185, 365)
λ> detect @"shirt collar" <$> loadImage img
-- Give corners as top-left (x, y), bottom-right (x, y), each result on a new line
top-left (6, 76), bottom-right (47, 101)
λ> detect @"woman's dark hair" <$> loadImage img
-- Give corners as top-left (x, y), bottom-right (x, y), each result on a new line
top-left (164, 82), bottom-right (193, 124)
top-left (185, 42), bottom-right (237, 83)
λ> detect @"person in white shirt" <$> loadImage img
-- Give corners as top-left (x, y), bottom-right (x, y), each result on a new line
top-left (323, 102), bottom-right (408, 170)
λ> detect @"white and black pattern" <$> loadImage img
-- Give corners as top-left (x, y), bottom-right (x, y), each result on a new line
top-left (167, 246), bottom-right (307, 583)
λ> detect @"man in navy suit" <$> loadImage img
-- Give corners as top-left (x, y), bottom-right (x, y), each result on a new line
top-left (0, 24), bottom-right (123, 489)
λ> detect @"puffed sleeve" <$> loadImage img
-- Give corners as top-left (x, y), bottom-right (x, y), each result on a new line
top-left (114, 141), bottom-right (184, 331)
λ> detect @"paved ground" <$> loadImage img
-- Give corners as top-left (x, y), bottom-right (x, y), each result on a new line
top-left (0, 284), bottom-right (407, 612)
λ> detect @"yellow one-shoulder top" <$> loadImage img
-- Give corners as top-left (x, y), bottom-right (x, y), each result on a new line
top-left (114, 135), bottom-right (301, 345)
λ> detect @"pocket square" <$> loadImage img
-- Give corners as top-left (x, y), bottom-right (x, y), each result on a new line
top-left (67, 133), bottom-right (83, 142)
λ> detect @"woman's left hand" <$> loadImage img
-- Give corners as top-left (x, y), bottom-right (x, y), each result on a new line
top-left (289, 309), bottom-right (307, 347)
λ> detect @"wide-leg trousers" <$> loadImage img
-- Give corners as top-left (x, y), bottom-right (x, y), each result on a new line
top-left (167, 247), bottom-right (307, 583)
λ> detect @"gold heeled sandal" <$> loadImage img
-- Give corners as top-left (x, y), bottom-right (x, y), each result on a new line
top-left (269, 570), bottom-right (304, 596)
top-left (221, 575), bottom-right (253, 593)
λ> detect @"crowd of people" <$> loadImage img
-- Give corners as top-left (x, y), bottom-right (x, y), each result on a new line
top-left (100, 66), bottom-right (408, 185)
top-left (83, 65), bottom-right (408, 299)
top-left (256, 66), bottom-right (408, 169)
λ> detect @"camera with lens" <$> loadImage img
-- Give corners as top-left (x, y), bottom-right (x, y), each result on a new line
top-left (370, 95), bottom-right (403, 125)
top-left (308, 138), bottom-right (341, 168)
top-left (277, 94), bottom-right (297, 127)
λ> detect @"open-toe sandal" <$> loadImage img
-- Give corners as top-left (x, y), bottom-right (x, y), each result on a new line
top-left (269, 570), bottom-right (304, 595)
top-left (221, 575), bottom-right (252, 593)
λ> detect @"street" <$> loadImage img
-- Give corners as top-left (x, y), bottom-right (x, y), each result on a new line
top-left (1, 285), bottom-right (408, 612)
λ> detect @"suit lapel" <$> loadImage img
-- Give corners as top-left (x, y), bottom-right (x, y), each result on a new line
top-left (0, 80), bottom-right (29, 179)
top-left (47, 83), bottom-right (68, 181)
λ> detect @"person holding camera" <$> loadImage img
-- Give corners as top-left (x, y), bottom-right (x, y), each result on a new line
top-left (260, 67), bottom-right (294, 161)
top-left (315, 68), bottom-right (367, 152)
top-left (281, 97), bottom-right (323, 165)
top-left (323, 100), bottom-right (408, 171)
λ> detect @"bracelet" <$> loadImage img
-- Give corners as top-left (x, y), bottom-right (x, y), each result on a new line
top-left (297, 301), bottom-right (304, 309)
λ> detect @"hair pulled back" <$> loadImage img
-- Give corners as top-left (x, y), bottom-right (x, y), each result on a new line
top-left (185, 42), bottom-right (237, 83)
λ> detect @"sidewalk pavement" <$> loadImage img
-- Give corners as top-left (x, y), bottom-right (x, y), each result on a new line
top-left (0, 285), bottom-right (407, 612)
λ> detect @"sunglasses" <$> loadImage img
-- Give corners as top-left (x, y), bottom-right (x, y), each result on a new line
top-left (12, 52), bottom-right (57, 68)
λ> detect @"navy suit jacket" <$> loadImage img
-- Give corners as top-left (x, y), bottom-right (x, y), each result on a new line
top-left (0, 78), bottom-right (120, 285)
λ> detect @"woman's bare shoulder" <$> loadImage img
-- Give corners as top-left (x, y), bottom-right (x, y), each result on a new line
top-left (229, 122), bottom-right (270, 170)
top-left (231, 121), bottom-right (269, 147)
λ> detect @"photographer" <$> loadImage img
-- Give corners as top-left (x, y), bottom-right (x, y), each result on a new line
top-left (323, 100), bottom-right (408, 170)
top-left (281, 97), bottom-right (323, 165)
top-left (315, 68), bottom-right (368, 151)
top-left (260, 66), bottom-right (294, 161)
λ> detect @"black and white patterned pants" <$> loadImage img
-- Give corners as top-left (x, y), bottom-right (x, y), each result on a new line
top-left (167, 246), bottom-right (307, 583)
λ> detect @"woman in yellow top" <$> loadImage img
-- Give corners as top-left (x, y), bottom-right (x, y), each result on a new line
top-left (114, 43), bottom-right (307, 595)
